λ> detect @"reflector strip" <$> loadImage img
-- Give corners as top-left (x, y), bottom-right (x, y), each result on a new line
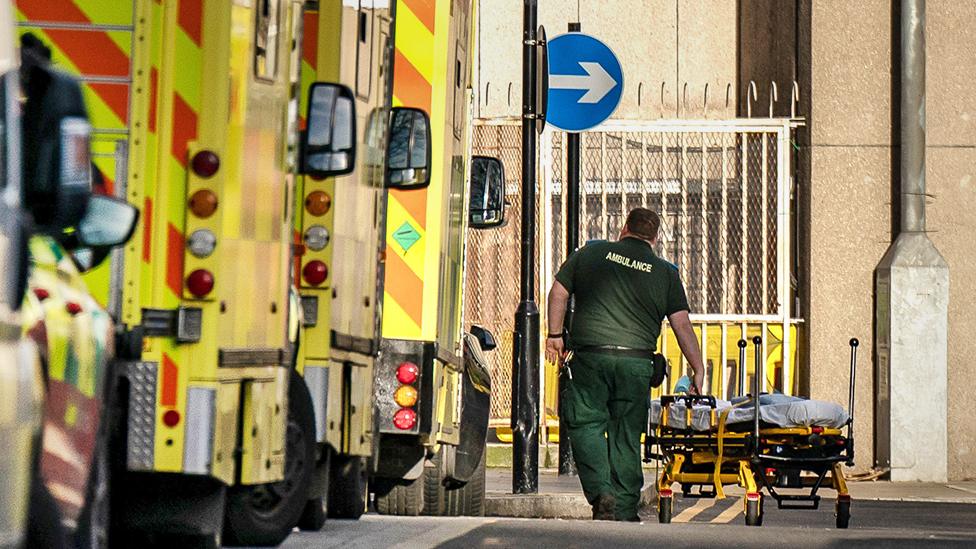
top-left (161, 353), bottom-right (178, 407)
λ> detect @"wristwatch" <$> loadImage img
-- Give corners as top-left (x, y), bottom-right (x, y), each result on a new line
top-left (546, 332), bottom-right (563, 339)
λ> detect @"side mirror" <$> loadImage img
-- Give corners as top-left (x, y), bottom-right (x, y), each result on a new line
top-left (72, 194), bottom-right (139, 272)
top-left (385, 107), bottom-right (431, 189)
top-left (0, 201), bottom-right (31, 311)
top-left (470, 325), bottom-right (497, 352)
top-left (300, 82), bottom-right (357, 177)
top-left (77, 194), bottom-right (140, 248)
top-left (468, 156), bottom-right (506, 229)
top-left (22, 65), bottom-right (92, 233)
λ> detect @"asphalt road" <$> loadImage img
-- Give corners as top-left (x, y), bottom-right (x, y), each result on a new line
top-left (275, 499), bottom-right (976, 548)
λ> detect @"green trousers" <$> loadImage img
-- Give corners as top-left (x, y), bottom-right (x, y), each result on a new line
top-left (560, 351), bottom-right (652, 520)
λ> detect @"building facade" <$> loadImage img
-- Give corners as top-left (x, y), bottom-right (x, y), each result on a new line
top-left (468, 0), bottom-right (975, 481)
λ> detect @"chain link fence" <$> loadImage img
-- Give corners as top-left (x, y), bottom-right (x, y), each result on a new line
top-left (465, 118), bottom-right (800, 426)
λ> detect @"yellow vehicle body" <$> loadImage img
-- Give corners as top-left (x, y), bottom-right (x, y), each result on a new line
top-left (371, 3), bottom-right (500, 518)
top-left (294, 0), bottom-right (392, 464)
top-left (0, 4), bottom-right (44, 544)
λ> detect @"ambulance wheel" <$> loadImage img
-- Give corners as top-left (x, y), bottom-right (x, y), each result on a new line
top-left (374, 474), bottom-right (425, 516)
top-left (745, 498), bottom-right (762, 526)
top-left (298, 449), bottom-right (331, 531)
top-left (223, 370), bottom-right (316, 546)
top-left (328, 454), bottom-right (368, 519)
top-left (836, 500), bottom-right (851, 529)
top-left (297, 496), bottom-right (327, 531)
top-left (658, 496), bottom-right (672, 524)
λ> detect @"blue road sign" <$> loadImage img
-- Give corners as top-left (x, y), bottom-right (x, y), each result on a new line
top-left (546, 33), bottom-right (623, 133)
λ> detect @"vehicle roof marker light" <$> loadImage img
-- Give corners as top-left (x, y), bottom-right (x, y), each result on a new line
top-left (186, 269), bottom-right (215, 298)
top-left (189, 189), bottom-right (219, 218)
top-left (191, 150), bottom-right (220, 178)
top-left (302, 260), bottom-right (328, 286)
top-left (305, 191), bottom-right (331, 216)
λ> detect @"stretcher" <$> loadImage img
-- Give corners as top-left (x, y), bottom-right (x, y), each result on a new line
top-left (644, 336), bottom-right (859, 528)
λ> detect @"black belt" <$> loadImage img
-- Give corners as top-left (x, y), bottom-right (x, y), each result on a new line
top-left (575, 346), bottom-right (653, 359)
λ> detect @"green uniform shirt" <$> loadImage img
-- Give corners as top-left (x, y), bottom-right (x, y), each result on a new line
top-left (555, 237), bottom-right (689, 351)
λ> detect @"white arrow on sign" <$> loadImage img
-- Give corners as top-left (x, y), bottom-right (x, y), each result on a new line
top-left (549, 61), bottom-right (618, 104)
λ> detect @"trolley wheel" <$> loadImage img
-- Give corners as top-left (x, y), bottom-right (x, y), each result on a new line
top-left (658, 496), bottom-right (673, 524)
top-left (745, 497), bottom-right (762, 527)
top-left (836, 499), bottom-right (851, 529)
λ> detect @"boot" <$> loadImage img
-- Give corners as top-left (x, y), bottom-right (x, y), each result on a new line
top-left (592, 494), bottom-right (616, 521)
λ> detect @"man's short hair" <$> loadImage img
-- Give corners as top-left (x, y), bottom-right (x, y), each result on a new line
top-left (625, 208), bottom-right (660, 241)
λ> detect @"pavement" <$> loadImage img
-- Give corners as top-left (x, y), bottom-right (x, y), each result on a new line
top-left (484, 467), bottom-right (976, 519)
top-left (278, 502), bottom-right (976, 548)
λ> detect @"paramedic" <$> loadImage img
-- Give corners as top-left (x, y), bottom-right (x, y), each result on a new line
top-left (545, 207), bottom-right (705, 521)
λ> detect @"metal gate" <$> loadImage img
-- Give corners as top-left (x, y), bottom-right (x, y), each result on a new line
top-left (463, 118), bottom-right (802, 428)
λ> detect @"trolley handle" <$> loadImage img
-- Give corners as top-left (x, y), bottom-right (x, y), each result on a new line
top-left (661, 395), bottom-right (717, 408)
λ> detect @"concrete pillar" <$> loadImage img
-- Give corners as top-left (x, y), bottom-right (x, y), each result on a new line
top-left (874, 0), bottom-right (949, 482)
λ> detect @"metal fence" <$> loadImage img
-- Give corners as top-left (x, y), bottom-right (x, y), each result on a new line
top-left (464, 118), bottom-right (802, 428)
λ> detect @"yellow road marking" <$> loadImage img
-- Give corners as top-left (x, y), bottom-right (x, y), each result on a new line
top-left (672, 497), bottom-right (718, 523)
top-left (710, 499), bottom-right (743, 523)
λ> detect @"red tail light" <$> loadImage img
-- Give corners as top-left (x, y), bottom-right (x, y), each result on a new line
top-left (186, 269), bottom-right (215, 297)
top-left (191, 150), bottom-right (220, 178)
top-left (302, 260), bottom-right (328, 286)
top-left (396, 362), bottom-right (419, 384)
top-left (393, 408), bottom-right (417, 430)
top-left (163, 410), bottom-right (181, 427)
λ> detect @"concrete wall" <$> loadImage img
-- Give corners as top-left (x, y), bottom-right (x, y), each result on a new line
top-left (800, 0), bottom-right (976, 479)
top-left (800, 0), bottom-right (894, 475)
top-left (926, 1), bottom-right (976, 480)
top-left (474, 0), bottom-right (736, 119)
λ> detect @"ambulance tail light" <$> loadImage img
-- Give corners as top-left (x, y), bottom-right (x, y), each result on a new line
top-left (186, 269), bottom-right (215, 297)
top-left (189, 189), bottom-right (219, 218)
top-left (394, 385), bottom-right (418, 407)
top-left (302, 260), bottom-right (328, 286)
top-left (396, 362), bottom-right (419, 384)
top-left (305, 191), bottom-right (331, 216)
top-left (393, 408), bottom-right (417, 430)
top-left (191, 150), bottom-right (220, 178)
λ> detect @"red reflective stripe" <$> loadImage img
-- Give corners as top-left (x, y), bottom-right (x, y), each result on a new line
top-left (178, 0), bottom-right (204, 47)
top-left (142, 197), bottom-right (153, 263)
top-left (401, 0), bottom-right (435, 34)
top-left (384, 245), bottom-right (423, 326)
top-left (161, 353), bottom-right (178, 406)
top-left (171, 93), bottom-right (198, 168)
top-left (302, 12), bottom-right (319, 71)
top-left (391, 187), bottom-right (428, 228)
top-left (393, 49), bottom-right (432, 110)
top-left (87, 82), bottom-right (129, 123)
top-left (166, 223), bottom-right (185, 297)
top-left (18, 0), bottom-right (130, 76)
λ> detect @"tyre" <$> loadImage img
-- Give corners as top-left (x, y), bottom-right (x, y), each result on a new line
top-left (745, 497), bottom-right (762, 527)
top-left (327, 454), bottom-right (368, 519)
top-left (76, 435), bottom-right (111, 549)
top-left (26, 477), bottom-right (68, 549)
top-left (223, 370), bottom-right (316, 546)
top-left (374, 475), bottom-right (425, 516)
top-left (423, 446), bottom-right (486, 517)
top-left (658, 495), bottom-right (672, 524)
top-left (836, 499), bottom-right (851, 529)
top-left (451, 449), bottom-right (486, 516)
top-left (297, 449), bottom-right (331, 531)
